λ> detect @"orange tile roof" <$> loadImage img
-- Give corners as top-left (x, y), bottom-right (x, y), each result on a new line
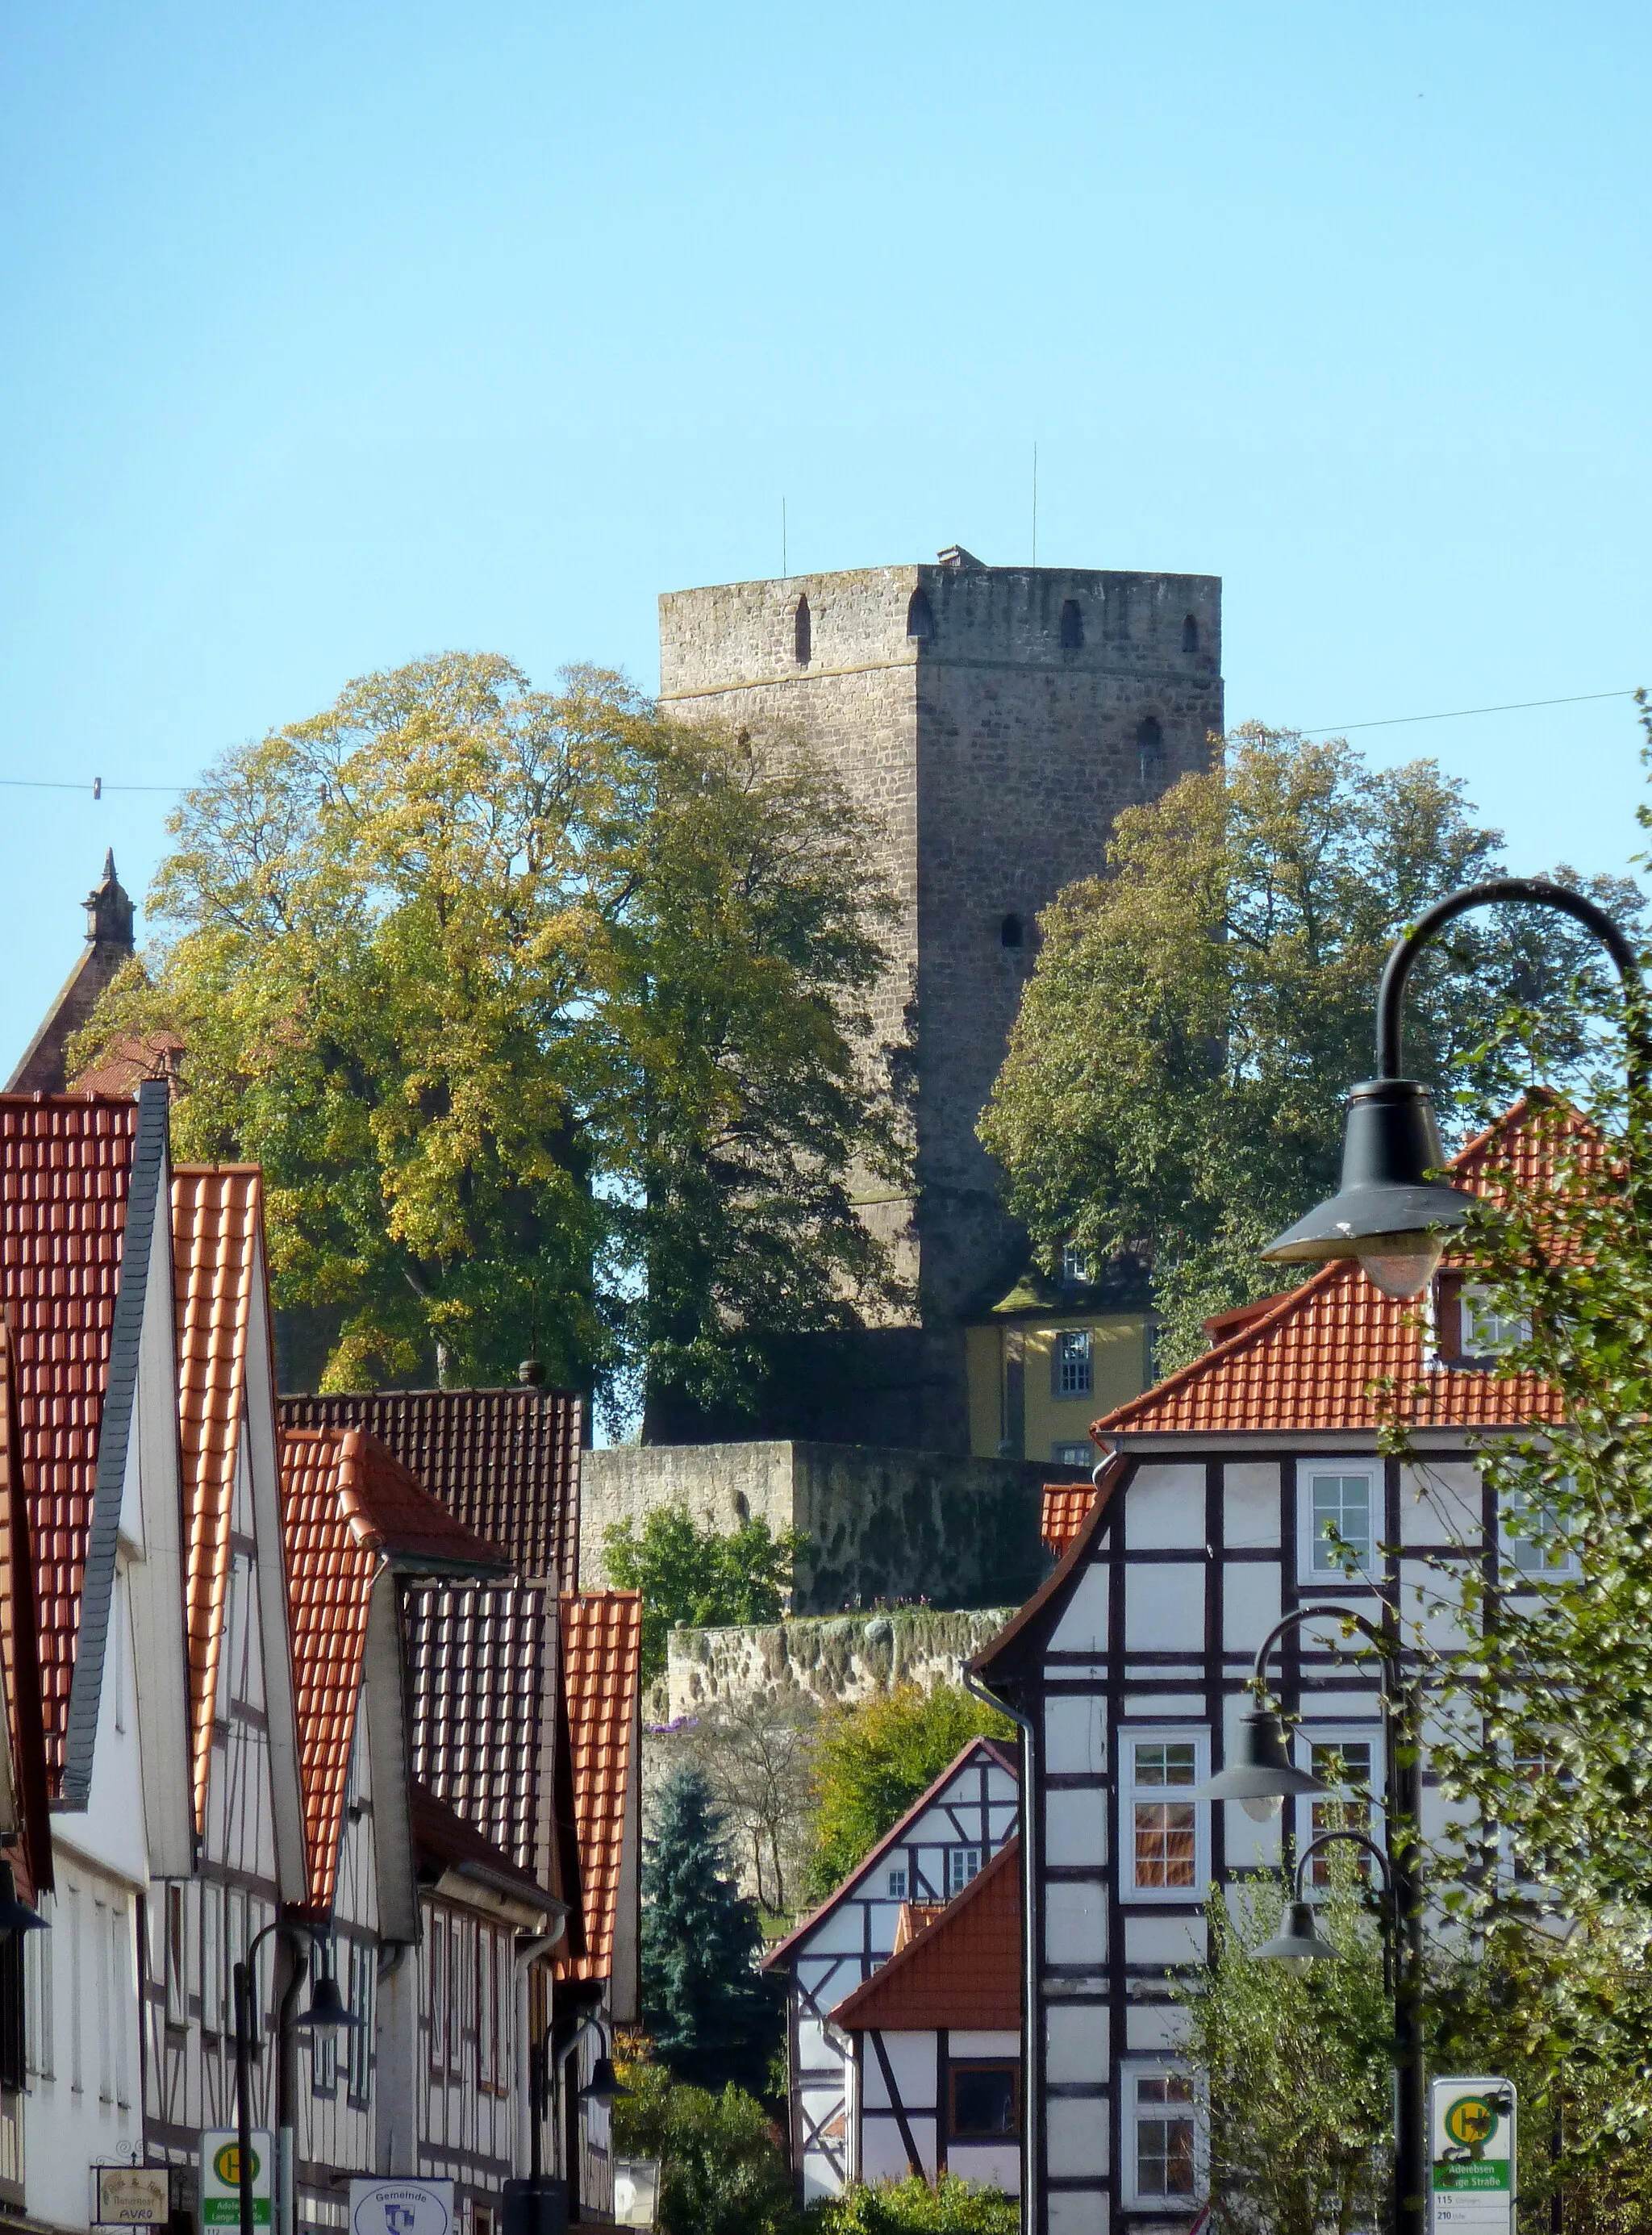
top-left (1041, 1482), bottom-right (1096, 1559)
top-left (280, 1428), bottom-right (389, 1910)
top-left (173, 1166), bottom-right (265, 1833)
top-left (0, 1095), bottom-right (141, 1790)
top-left (831, 1839), bottom-right (1021, 2033)
top-left (893, 1901), bottom-right (946, 1954)
top-left (404, 1581), bottom-right (559, 1888)
top-left (279, 1386), bottom-right (582, 1587)
top-left (1092, 1098), bottom-right (1580, 1442)
top-left (555, 1590), bottom-right (641, 1985)
top-left (0, 1315), bottom-right (52, 1899)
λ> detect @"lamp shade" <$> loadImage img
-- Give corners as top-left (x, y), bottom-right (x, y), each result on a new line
top-left (1199, 1711), bottom-right (1329, 1812)
top-left (294, 1970), bottom-right (361, 2029)
top-left (1254, 1899), bottom-right (1341, 1968)
top-left (578, 2056), bottom-right (630, 2105)
top-left (1261, 1078), bottom-right (1471, 1297)
top-left (0, 1862), bottom-right (44, 1938)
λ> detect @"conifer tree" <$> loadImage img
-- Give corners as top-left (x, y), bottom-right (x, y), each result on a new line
top-left (640, 1766), bottom-right (779, 2094)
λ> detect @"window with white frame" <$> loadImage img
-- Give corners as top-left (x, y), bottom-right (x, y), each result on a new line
top-left (1052, 1441), bottom-right (1095, 1466)
top-left (347, 1937), bottom-right (373, 2107)
top-left (1297, 1729), bottom-right (1381, 1884)
top-left (164, 1883), bottom-right (186, 2028)
top-left (886, 1866), bottom-right (907, 1899)
top-left (1500, 1486), bottom-right (1579, 1580)
top-left (1124, 2064), bottom-right (1201, 2208)
top-left (947, 1848), bottom-right (982, 1895)
top-left (1061, 1243), bottom-right (1092, 1287)
top-left (1053, 1330), bottom-right (1093, 1398)
top-left (1120, 1732), bottom-right (1208, 1901)
top-left (1462, 1284), bottom-right (1530, 1360)
top-left (1299, 1465), bottom-right (1379, 1584)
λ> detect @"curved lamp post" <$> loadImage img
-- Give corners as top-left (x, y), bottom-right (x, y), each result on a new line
top-left (233, 1921), bottom-right (361, 2235)
top-left (1261, 878), bottom-right (1645, 1297)
top-left (1255, 1828), bottom-right (1395, 1982)
top-left (1199, 1605), bottom-right (1424, 2235)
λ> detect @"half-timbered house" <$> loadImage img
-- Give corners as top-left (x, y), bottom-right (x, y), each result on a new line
top-left (970, 1099), bottom-right (1575, 2234)
top-left (762, 1738), bottom-right (1020, 2203)
top-left (0, 1086), bottom-right (195, 2231)
top-left (831, 1837), bottom-right (1023, 2200)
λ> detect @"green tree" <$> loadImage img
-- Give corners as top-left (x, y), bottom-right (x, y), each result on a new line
top-left (809, 2176), bottom-right (1020, 2233)
top-left (611, 2061), bottom-right (799, 2235)
top-left (74, 654), bottom-right (904, 1414)
top-left (641, 1766), bottom-right (782, 2093)
top-left (1174, 1858), bottom-right (1393, 2235)
top-left (805, 1683), bottom-right (1016, 1903)
top-left (604, 1505), bottom-right (805, 1683)
top-left (979, 726), bottom-right (1642, 1366)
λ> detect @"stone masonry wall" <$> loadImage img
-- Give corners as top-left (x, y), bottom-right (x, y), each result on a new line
top-left (580, 1439), bottom-right (1070, 1613)
top-left (661, 1606), bottom-right (1016, 1719)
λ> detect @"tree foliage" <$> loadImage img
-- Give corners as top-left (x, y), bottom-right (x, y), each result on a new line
top-left (611, 2062), bottom-right (798, 2235)
top-left (75, 654), bottom-right (904, 1415)
top-left (605, 1505), bottom-right (805, 1683)
top-left (979, 726), bottom-right (1642, 1365)
top-left (668, 1691), bottom-right (821, 1917)
top-left (640, 1766), bottom-right (781, 2094)
top-left (808, 2178), bottom-right (1020, 2233)
top-left (805, 1683), bottom-right (1016, 1903)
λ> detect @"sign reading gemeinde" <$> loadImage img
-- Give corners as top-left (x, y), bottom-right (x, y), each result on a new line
top-left (1429, 2077), bottom-right (1516, 2234)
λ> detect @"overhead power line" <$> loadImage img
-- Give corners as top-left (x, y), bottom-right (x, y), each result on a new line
top-left (1300, 687), bottom-right (1638, 736)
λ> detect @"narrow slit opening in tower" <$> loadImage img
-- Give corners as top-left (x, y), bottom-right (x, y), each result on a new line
top-left (1059, 599), bottom-right (1084, 651)
top-left (907, 588), bottom-right (934, 640)
top-left (1182, 614), bottom-right (1199, 653)
top-left (1000, 913), bottom-right (1024, 950)
top-left (794, 594), bottom-right (811, 665)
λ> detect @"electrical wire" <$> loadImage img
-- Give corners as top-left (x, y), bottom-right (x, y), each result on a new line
top-left (1300, 687), bottom-right (1638, 736)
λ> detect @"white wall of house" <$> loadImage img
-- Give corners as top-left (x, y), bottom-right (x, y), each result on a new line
top-left (850, 2026), bottom-right (1020, 2196)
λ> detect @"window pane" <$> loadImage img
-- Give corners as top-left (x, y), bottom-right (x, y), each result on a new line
top-left (1310, 1473), bottom-right (1371, 1569)
top-left (1056, 1332), bottom-right (1093, 1396)
top-left (1134, 1803), bottom-right (1196, 1888)
top-left (1505, 1492), bottom-right (1571, 1574)
top-left (951, 2066), bottom-right (1020, 2138)
top-left (1137, 2114), bottom-right (1196, 2197)
top-left (948, 1849), bottom-right (982, 1895)
top-left (1135, 1743), bottom-right (1197, 1787)
top-left (886, 1869), bottom-right (907, 1899)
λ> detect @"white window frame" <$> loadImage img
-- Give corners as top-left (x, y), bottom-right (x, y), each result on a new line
top-left (1117, 1728), bottom-right (1209, 1906)
top-left (1499, 1485), bottom-right (1581, 1583)
top-left (1296, 1461), bottom-right (1383, 1589)
top-left (947, 1847), bottom-right (982, 1896)
top-left (1120, 2058), bottom-right (1206, 2211)
top-left (1061, 1243), bottom-right (1092, 1287)
top-left (1293, 1722), bottom-right (1383, 1878)
top-left (886, 1866), bottom-right (907, 1900)
top-left (1051, 1440), bottom-right (1095, 1466)
top-left (1461, 1282), bottom-right (1530, 1360)
top-left (1053, 1329), bottom-right (1094, 1399)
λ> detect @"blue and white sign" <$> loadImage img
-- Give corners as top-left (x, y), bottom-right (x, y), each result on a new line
top-left (348, 2180), bottom-right (454, 2235)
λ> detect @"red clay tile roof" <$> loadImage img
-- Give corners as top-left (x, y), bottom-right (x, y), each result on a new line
top-left (893, 1901), bottom-right (946, 1954)
top-left (555, 1591), bottom-right (642, 1985)
top-left (1092, 1098), bottom-right (1579, 1442)
top-left (280, 1426), bottom-right (473, 1908)
top-left (763, 1736), bottom-right (1022, 1971)
top-left (173, 1166), bottom-right (265, 1833)
top-left (278, 1387), bottom-right (582, 1587)
top-left (409, 1778), bottom-right (561, 1914)
top-left (0, 1095), bottom-right (141, 1789)
top-left (1041, 1482), bottom-right (1096, 1559)
top-left (70, 1032), bottom-right (186, 1099)
top-left (832, 1838), bottom-right (1021, 2033)
top-left (404, 1581), bottom-right (560, 1888)
top-left (0, 1315), bottom-right (52, 1899)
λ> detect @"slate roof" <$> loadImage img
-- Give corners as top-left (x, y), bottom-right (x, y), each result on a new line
top-left (278, 1386), bottom-right (582, 1587)
top-left (403, 1581), bottom-right (560, 1892)
top-left (1091, 1098), bottom-right (1579, 1443)
top-left (410, 1778), bottom-right (562, 1915)
top-left (554, 1591), bottom-right (642, 1986)
top-left (0, 1092), bottom-right (143, 1791)
top-left (831, 1838), bottom-right (1021, 2033)
top-left (173, 1165), bottom-right (265, 1833)
top-left (762, 1737), bottom-right (1021, 1972)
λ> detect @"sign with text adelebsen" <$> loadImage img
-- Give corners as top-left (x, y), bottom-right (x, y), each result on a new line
top-left (1430, 2077), bottom-right (1516, 2234)
top-left (201, 2133), bottom-right (273, 2229)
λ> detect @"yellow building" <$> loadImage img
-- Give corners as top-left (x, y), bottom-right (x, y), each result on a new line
top-left (965, 1262), bottom-right (1153, 1466)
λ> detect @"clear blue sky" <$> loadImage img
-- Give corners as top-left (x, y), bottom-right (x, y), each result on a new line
top-left (2, 1), bottom-right (1649, 1067)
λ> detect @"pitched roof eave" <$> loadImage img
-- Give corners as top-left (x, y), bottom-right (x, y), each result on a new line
top-left (970, 1455), bottom-right (1126, 1695)
top-left (830, 1837), bottom-right (1021, 2033)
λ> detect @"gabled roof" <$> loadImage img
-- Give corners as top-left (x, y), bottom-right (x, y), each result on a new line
top-left (281, 1428), bottom-right (383, 1909)
top-left (409, 1778), bottom-right (563, 1916)
top-left (0, 1089), bottom-right (156, 1795)
top-left (403, 1580), bottom-right (561, 1891)
top-left (554, 1591), bottom-right (642, 1986)
top-left (278, 1386), bottom-right (582, 1587)
top-left (761, 1736), bottom-right (1021, 1972)
top-left (1091, 1097), bottom-right (1578, 1442)
top-left (173, 1165), bottom-right (266, 1833)
top-left (283, 1425), bottom-right (511, 1580)
top-left (831, 1838), bottom-right (1021, 2033)
top-left (6, 854), bottom-right (136, 1095)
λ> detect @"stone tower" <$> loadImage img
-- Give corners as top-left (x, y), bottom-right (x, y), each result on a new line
top-left (657, 549), bottom-right (1224, 1451)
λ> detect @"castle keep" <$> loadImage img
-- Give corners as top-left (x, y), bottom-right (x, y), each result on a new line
top-left (659, 549), bottom-right (1224, 1453)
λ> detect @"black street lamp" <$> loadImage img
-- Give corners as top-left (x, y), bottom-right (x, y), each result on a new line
top-left (232, 1921), bottom-right (361, 2235)
top-left (1261, 878), bottom-right (1644, 1297)
top-left (1198, 1605), bottom-right (1425, 2235)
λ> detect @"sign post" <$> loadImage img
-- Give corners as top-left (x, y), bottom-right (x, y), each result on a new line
top-left (1429, 2077), bottom-right (1516, 2234)
top-left (202, 2133), bottom-right (273, 2230)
